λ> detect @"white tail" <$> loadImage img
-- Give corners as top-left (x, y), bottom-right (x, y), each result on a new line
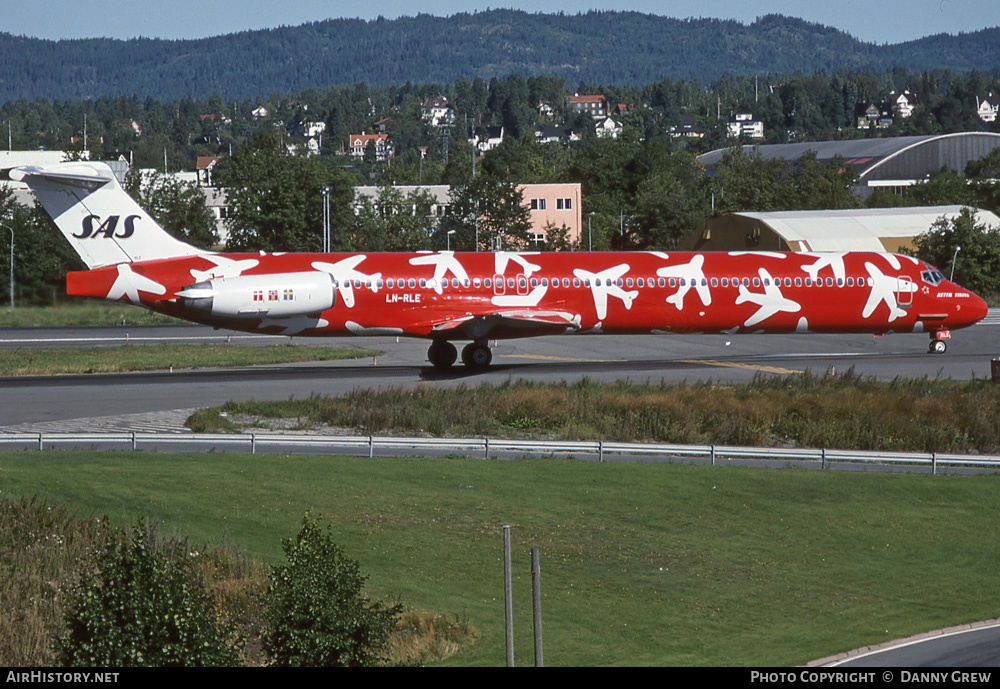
top-left (10, 162), bottom-right (204, 268)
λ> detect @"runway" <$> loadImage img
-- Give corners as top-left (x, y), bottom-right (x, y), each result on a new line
top-left (1, 317), bottom-right (998, 429)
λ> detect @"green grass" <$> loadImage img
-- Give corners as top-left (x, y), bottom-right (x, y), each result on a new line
top-left (188, 374), bottom-right (1000, 454)
top-left (1, 301), bottom-right (179, 327)
top-left (0, 343), bottom-right (379, 376)
top-left (2, 450), bottom-right (998, 666)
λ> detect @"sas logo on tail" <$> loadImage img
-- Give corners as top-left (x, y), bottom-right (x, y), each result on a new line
top-left (73, 214), bottom-right (140, 239)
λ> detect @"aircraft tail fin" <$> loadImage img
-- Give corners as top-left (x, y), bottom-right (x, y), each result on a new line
top-left (10, 162), bottom-right (204, 269)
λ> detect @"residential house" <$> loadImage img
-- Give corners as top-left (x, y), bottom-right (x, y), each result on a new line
top-left (348, 132), bottom-right (393, 162)
top-left (537, 101), bottom-right (556, 119)
top-left (978, 94), bottom-right (998, 123)
top-left (890, 90), bottom-right (916, 118)
top-left (669, 114), bottom-right (706, 139)
top-left (594, 117), bottom-right (623, 139)
top-left (422, 97), bottom-right (454, 127)
top-left (196, 156), bottom-right (221, 187)
top-left (728, 112), bottom-right (764, 139)
top-left (855, 103), bottom-right (893, 129)
top-left (471, 126), bottom-right (504, 153)
top-left (304, 121), bottom-right (326, 138)
top-left (535, 125), bottom-right (581, 144)
top-left (567, 94), bottom-right (608, 120)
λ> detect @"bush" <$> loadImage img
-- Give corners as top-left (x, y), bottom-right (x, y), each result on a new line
top-left (55, 522), bottom-right (240, 667)
top-left (263, 514), bottom-right (401, 667)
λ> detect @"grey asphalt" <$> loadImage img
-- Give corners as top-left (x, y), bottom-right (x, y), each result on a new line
top-left (1, 319), bottom-right (998, 428)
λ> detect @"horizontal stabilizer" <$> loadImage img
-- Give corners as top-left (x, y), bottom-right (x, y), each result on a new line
top-left (13, 161), bottom-right (205, 268)
top-left (9, 164), bottom-right (114, 191)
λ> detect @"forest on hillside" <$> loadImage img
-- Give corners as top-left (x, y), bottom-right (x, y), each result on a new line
top-left (0, 11), bottom-right (998, 103)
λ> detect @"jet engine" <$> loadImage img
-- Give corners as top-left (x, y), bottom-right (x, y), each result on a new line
top-left (176, 272), bottom-right (335, 318)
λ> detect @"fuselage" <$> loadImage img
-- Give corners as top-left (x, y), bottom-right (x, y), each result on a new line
top-left (66, 249), bottom-right (988, 341)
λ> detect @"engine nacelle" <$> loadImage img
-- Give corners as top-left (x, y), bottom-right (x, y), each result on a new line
top-left (176, 271), bottom-right (336, 318)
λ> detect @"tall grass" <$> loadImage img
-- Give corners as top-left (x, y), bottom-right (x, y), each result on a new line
top-left (0, 495), bottom-right (470, 666)
top-left (188, 371), bottom-right (1000, 453)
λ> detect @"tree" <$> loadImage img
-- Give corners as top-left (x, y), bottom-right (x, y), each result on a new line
top-left (441, 175), bottom-right (533, 251)
top-left (352, 185), bottom-right (434, 251)
top-left (262, 514), bottom-right (400, 667)
top-left (217, 132), bottom-right (354, 251)
top-left (634, 169), bottom-right (707, 249)
top-left (56, 522), bottom-right (239, 667)
top-left (124, 169), bottom-right (219, 248)
top-left (1, 187), bottom-right (84, 305)
top-left (909, 207), bottom-right (1000, 296)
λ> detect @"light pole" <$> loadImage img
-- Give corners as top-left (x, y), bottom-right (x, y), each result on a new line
top-left (320, 186), bottom-right (331, 253)
top-left (588, 212), bottom-right (595, 252)
top-left (3, 224), bottom-right (13, 310)
top-left (950, 245), bottom-right (961, 281)
top-left (447, 229), bottom-right (456, 251)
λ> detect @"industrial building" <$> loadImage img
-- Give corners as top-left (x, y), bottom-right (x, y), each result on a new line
top-left (698, 133), bottom-right (1000, 198)
top-left (681, 206), bottom-right (1000, 253)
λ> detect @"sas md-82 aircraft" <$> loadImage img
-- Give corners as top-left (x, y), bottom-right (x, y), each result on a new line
top-left (9, 162), bottom-right (988, 369)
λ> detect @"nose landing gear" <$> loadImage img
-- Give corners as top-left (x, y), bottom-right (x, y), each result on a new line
top-left (928, 330), bottom-right (950, 354)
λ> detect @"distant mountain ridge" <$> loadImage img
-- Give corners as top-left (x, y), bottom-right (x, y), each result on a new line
top-left (0, 10), bottom-right (997, 103)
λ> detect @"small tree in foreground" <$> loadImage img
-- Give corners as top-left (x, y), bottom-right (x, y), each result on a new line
top-left (263, 514), bottom-right (401, 667)
top-left (56, 522), bottom-right (239, 667)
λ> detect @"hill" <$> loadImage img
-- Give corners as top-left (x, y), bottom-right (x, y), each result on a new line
top-left (0, 10), bottom-right (998, 103)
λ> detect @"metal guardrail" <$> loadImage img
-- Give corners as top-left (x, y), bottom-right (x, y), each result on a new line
top-left (1, 431), bottom-right (1000, 473)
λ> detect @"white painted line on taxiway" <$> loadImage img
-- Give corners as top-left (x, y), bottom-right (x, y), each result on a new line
top-left (0, 335), bottom-right (287, 344)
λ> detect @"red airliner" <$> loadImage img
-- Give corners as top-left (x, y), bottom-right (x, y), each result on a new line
top-left (11, 162), bottom-right (988, 369)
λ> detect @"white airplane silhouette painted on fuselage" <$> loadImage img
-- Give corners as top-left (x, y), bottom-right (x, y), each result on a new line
top-left (736, 268), bottom-right (802, 328)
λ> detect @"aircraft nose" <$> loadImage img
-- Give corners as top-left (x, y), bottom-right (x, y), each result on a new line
top-left (968, 291), bottom-right (989, 326)
top-left (950, 288), bottom-right (990, 329)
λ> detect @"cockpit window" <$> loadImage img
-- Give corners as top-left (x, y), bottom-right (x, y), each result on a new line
top-left (920, 264), bottom-right (946, 285)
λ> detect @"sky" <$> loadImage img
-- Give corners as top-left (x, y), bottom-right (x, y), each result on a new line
top-left (2, 0), bottom-right (998, 45)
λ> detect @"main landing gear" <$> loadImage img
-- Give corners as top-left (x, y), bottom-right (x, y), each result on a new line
top-left (427, 340), bottom-right (492, 370)
top-left (928, 330), bottom-right (951, 354)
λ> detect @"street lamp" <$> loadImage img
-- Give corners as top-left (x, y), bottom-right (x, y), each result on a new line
top-left (320, 186), bottom-right (331, 253)
top-left (588, 212), bottom-right (595, 252)
top-left (950, 245), bottom-right (961, 282)
top-left (447, 229), bottom-right (456, 251)
top-left (2, 224), bottom-right (13, 310)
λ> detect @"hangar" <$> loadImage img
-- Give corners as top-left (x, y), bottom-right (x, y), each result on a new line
top-left (698, 133), bottom-right (1000, 197)
top-left (680, 206), bottom-right (1000, 253)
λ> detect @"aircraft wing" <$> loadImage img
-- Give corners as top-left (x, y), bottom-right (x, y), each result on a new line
top-left (430, 310), bottom-right (581, 337)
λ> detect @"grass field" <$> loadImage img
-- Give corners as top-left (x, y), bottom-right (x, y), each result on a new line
top-left (0, 343), bottom-right (379, 376)
top-left (2, 450), bottom-right (998, 666)
top-left (2, 301), bottom-right (178, 327)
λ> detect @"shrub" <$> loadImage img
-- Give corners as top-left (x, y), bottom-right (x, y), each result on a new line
top-left (262, 514), bottom-right (400, 667)
top-left (55, 522), bottom-right (240, 667)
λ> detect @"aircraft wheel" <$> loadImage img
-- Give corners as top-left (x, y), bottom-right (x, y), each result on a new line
top-left (428, 341), bottom-right (457, 369)
top-left (929, 339), bottom-right (947, 354)
top-left (462, 343), bottom-right (493, 369)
